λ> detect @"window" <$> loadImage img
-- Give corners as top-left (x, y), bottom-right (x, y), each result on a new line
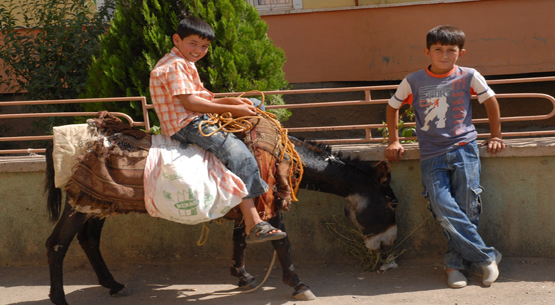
top-left (248, 0), bottom-right (302, 12)
top-left (94, 0), bottom-right (115, 19)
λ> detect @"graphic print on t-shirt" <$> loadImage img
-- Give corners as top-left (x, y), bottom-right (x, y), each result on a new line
top-left (418, 85), bottom-right (451, 131)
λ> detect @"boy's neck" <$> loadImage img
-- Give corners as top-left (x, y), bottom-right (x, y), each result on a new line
top-left (427, 65), bottom-right (457, 77)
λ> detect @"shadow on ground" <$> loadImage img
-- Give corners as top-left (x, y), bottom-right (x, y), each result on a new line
top-left (1, 257), bottom-right (554, 305)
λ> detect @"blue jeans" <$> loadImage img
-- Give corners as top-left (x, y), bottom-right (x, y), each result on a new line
top-left (420, 140), bottom-right (500, 270)
top-left (171, 98), bottom-right (268, 199)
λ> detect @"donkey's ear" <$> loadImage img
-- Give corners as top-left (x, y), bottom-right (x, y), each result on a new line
top-left (374, 160), bottom-right (391, 186)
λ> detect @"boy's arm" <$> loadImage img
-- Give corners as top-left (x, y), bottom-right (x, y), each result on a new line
top-left (481, 96), bottom-right (505, 155)
top-left (212, 97), bottom-right (254, 107)
top-left (178, 94), bottom-right (257, 117)
top-left (384, 105), bottom-right (404, 162)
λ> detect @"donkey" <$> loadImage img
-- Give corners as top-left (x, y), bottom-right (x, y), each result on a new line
top-left (44, 136), bottom-right (398, 305)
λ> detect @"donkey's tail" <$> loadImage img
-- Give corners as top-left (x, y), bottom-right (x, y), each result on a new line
top-left (44, 142), bottom-right (62, 222)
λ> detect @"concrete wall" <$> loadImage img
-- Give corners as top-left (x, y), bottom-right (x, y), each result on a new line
top-left (2, 0), bottom-right (553, 93)
top-left (2, 137), bottom-right (555, 266)
top-left (262, 0), bottom-right (555, 83)
top-left (336, 137), bottom-right (555, 259)
top-left (0, 157), bottom-right (352, 266)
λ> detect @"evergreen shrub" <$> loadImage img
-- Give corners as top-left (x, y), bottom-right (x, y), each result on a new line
top-left (84, 0), bottom-right (291, 124)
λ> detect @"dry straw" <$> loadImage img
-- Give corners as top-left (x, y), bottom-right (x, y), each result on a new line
top-left (324, 214), bottom-right (431, 272)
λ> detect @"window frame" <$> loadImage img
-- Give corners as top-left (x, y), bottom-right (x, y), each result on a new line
top-left (248, 0), bottom-right (302, 13)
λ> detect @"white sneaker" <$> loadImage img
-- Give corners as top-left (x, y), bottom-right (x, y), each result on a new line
top-left (482, 253), bottom-right (503, 286)
top-left (447, 270), bottom-right (467, 288)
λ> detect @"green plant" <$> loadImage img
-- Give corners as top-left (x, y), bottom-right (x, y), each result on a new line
top-left (378, 105), bottom-right (417, 144)
top-left (83, 0), bottom-right (179, 124)
top-left (83, 0), bottom-right (291, 123)
top-left (187, 0), bottom-right (290, 121)
top-left (0, 0), bottom-right (114, 128)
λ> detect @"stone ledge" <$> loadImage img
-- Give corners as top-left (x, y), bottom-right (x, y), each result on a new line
top-left (0, 154), bottom-right (46, 173)
top-left (332, 136), bottom-right (555, 161)
top-left (2, 137), bottom-right (555, 172)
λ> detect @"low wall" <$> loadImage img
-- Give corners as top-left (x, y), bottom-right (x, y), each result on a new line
top-left (1, 137), bottom-right (554, 266)
top-left (336, 137), bottom-right (555, 259)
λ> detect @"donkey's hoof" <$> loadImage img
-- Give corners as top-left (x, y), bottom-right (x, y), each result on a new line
top-left (238, 278), bottom-right (259, 290)
top-left (110, 286), bottom-right (131, 297)
top-left (293, 288), bottom-right (316, 300)
top-left (49, 296), bottom-right (69, 305)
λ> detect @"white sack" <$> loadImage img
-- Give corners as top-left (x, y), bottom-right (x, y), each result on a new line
top-left (144, 134), bottom-right (248, 225)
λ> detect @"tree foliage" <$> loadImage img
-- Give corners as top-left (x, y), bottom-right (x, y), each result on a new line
top-left (82, 0), bottom-right (179, 122)
top-left (186, 0), bottom-right (289, 97)
top-left (0, 0), bottom-right (114, 130)
top-left (84, 0), bottom-right (290, 122)
top-left (0, 0), bottom-right (113, 101)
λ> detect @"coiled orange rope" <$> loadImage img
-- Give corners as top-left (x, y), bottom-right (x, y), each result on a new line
top-left (199, 91), bottom-right (303, 201)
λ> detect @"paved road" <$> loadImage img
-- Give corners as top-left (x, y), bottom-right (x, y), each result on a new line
top-left (1, 257), bottom-right (554, 305)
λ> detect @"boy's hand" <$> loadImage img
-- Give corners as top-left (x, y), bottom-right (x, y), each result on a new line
top-left (481, 137), bottom-right (505, 155)
top-left (230, 103), bottom-right (257, 117)
top-left (385, 141), bottom-right (404, 162)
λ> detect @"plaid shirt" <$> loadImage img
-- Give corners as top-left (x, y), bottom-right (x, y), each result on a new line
top-left (149, 47), bottom-right (214, 136)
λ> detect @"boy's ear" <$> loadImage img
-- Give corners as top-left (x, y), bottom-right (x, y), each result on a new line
top-left (424, 48), bottom-right (430, 56)
top-left (459, 49), bottom-right (466, 57)
top-left (172, 33), bottom-right (181, 45)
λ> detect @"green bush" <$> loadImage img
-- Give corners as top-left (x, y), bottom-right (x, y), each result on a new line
top-left (188, 0), bottom-right (290, 120)
top-left (0, 0), bottom-right (112, 99)
top-left (0, 0), bottom-right (114, 128)
top-left (83, 0), bottom-right (291, 123)
top-left (82, 0), bottom-right (180, 124)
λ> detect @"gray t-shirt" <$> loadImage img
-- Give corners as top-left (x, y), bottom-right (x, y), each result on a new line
top-left (388, 65), bottom-right (495, 160)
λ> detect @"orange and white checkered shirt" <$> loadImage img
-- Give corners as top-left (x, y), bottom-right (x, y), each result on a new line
top-left (149, 47), bottom-right (214, 136)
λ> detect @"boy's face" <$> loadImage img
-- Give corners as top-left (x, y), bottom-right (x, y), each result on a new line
top-left (425, 43), bottom-right (466, 75)
top-left (173, 34), bottom-right (211, 63)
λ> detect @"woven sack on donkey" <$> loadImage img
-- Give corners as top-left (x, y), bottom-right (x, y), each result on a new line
top-left (65, 134), bottom-right (151, 217)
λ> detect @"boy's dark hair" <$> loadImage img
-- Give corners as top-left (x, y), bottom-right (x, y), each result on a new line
top-left (176, 17), bottom-right (216, 41)
top-left (426, 25), bottom-right (465, 50)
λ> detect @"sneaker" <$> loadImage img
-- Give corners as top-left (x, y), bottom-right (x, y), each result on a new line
top-left (447, 269), bottom-right (467, 288)
top-left (482, 253), bottom-right (503, 286)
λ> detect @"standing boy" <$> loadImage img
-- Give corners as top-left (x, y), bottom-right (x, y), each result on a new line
top-left (149, 17), bottom-right (286, 243)
top-left (385, 25), bottom-right (505, 288)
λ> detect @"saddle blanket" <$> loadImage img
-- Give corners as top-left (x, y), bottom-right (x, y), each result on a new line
top-left (52, 111), bottom-right (298, 221)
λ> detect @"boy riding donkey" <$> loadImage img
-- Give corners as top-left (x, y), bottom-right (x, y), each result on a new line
top-left (149, 17), bottom-right (288, 243)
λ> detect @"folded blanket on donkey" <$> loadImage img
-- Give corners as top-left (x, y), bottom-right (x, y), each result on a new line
top-left (53, 111), bottom-right (300, 222)
top-left (52, 123), bottom-right (99, 188)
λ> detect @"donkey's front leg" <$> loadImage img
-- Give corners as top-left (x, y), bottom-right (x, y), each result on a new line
top-left (268, 212), bottom-right (316, 300)
top-left (45, 202), bottom-right (89, 305)
top-left (230, 221), bottom-right (258, 289)
top-left (77, 217), bottom-right (126, 296)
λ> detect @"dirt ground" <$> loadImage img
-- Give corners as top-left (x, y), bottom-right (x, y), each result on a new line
top-left (1, 257), bottom-right (554, 305)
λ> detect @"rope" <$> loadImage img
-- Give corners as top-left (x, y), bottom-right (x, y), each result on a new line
top-left (198, 90), bottom-right (304, 202)
top-left (209, 250), bottom-right (278, 295)
top-left (198, 91), bottom-right (265, 137)
top-left (196, 222), bottom-right (210, 246)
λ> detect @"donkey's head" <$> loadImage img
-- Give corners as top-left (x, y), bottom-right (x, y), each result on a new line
top-left (344, 160), bottom-right (398, 251)
top-left (290, 137), bottom-right (398, 251)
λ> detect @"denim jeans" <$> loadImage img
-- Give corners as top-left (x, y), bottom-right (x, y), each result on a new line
top-left (420, 140), bottom-right (500, 270)
top-left (171, 99), bottom-right (269, 199)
